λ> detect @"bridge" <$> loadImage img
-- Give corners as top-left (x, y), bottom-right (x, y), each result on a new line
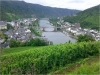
top-left (38, 26), bottom-right (65, 32)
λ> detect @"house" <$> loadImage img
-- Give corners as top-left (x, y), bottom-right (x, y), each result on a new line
top-left (7, 21), bottom-right (14, 27)
top-left (74, 31), bottom-right (85, 36)
top-left (70, 27), bottom-right (77, 33)
top-left (0, 38), bottom-right (4, 44)
top-left (0, 21), bottom-right (7, 30)
top-left (25, 29), bottom-right (31, 33)
top-left (74, 23), bottom-right (80, 28)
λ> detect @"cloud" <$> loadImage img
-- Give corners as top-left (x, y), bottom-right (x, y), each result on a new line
top-left (0, 0), bottom-right (22, 1)
top-left (68, 0), bottom-right (84, 3)
top-left (24, 0), bottom-right (100, 10)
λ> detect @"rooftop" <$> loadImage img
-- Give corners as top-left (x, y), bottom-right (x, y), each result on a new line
top-left (0, 21), bottom-right (6, 26)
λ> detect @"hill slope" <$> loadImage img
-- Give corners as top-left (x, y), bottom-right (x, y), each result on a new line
top-left (54, 55), bottom-right (99, 74)
top-left (1, 42), bottom-right (99, 74)
top-left (1, 1), bottom-right (79, 21)
top-left (63, 5), bottom-right (99, 29)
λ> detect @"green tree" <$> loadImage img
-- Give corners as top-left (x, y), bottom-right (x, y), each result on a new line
top-left (7, 24), bottom-right (13, 30)
top-left (9, 38), bottom-right (48, 48)
top-left (20, 23), bottom-right (25, 26)
top-left (31, 38), bottom-right (47, 46)
top-left (77, 34), bottom-right (95, 42)
top-left (9, 39), bottom-right (17, 47)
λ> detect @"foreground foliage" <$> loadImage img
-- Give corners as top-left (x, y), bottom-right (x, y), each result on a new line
top-left (0, 41), bottom-right (100, 74)
top-left (54, 55), bottom-right (99, 74)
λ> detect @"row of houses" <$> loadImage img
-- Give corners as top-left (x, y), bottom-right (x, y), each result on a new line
top-left (59, 21), bottom-right (100, 41)
top-left (0, 18), bottom-right (50, 48)
top-left (0, 18), bottom-right (37, 48)
top-left (6, 18), bottom-right (37, 41)
top-left (7, 18), bottom-right (37, 27)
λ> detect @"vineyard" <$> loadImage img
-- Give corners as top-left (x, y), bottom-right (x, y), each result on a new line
top-left (0, 41), bottom-right (100, 74)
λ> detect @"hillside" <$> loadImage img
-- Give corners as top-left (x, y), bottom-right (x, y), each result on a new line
top-left (1, 1), bottom-right (79, 21)
top-left (63, 5), bottom-right (99, 30)
top-left (54, 55), bottom-right (99, 74)
top-left (0, 41), bottom-right (99, 74)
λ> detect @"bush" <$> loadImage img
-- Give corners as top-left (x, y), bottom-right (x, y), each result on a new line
top-left (77, 34), bottom-right (95, 42)
top-left (9, 38), bottom-right (47, 48)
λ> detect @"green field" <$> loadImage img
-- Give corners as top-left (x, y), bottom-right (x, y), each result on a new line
top-left (0, 41), bottom-right (100, 74)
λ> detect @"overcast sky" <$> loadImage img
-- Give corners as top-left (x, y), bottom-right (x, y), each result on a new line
top-left (23, 0), bottom-right (100, 10)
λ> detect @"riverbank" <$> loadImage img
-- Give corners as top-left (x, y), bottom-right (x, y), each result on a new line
top-left (30, 28), bottom-right (42, 36)
top-left (62, 30), bottom-right (78, 39)
top-left (49, 18), bottom-right (77, 41)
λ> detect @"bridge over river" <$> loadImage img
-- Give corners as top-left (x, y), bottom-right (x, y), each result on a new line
top-left (39, 18), bottom-right (76, 44)
top-left (38, 26), bottom-right (65, 32)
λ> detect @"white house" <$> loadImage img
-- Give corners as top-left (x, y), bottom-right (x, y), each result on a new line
top-left (25, 29), bottom-right (31, 33)
top-left (0, 21), bottom-right (7, 30)
top-left (10, 21), bottom-right (15, 27)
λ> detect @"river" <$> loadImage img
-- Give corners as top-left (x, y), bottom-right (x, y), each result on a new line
top-left (39, 18), bottom-right (76, 44)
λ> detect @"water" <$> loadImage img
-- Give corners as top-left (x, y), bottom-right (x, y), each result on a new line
top-left (39, 19), bottom-right (76, 44)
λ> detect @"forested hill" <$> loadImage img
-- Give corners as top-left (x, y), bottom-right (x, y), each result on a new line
top-left (63, 5), bottom-right (99, 30)
top-left (1, 1), bottom-right (79, 21)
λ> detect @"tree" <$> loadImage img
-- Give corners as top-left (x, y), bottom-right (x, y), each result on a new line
top-left (77, 34), bottom-right (95, 42)
top-left (20, 23), bottom-right (25, 26)
top-left (9, 39), bottom-right (17, 47)
top-left (9, 38), bottom-right (48, 48)
top-left (7, 24), bottom-right (13, 30)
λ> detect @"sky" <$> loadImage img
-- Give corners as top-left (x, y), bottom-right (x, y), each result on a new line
top-left (24, 0), bottom-right (100, 10)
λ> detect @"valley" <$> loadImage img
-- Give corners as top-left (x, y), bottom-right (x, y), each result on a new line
top-left (0, 0), bottom-right (100, 75)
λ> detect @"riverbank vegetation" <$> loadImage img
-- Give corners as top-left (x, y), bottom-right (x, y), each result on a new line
top-left (1, 41), bottom-right (99, 74)
top-left (30, 28), bottom-right (41, 36)
top-left (77, 34), bottom-right (95, 42)
top-left (49, 18), bottom-right (62, 31)
top-left (9, 38), bottom-right (47, 48)
top-left (50, 18), bottom-right (59, 26)
top-left (33, 20), bottom-right (39, 26)
top-left (30, 19), bottom-right (42, 36)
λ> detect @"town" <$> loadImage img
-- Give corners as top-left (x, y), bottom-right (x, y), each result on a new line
top-left (0, 18), bottom-right (49, 48)
top-left (0, 18), bottom-right (100, 48)
top-left (57, 19), bottom-right (100, 41)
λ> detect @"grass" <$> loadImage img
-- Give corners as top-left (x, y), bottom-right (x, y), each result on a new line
top-left (70, 61), bottom-right (100, 74)
top-left (53, 55), bottom-right (100, 75)
top-left (3, 47), bottom-right (34, 55)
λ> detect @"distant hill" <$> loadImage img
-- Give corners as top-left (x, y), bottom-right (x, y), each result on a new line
top-left (63, 5), bottom-right (99, 30)
top-left (0, 1), bottom-right (79, 21)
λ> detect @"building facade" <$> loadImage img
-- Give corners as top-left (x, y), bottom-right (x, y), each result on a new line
top-left (0, 21), bottom-right (7, 30)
